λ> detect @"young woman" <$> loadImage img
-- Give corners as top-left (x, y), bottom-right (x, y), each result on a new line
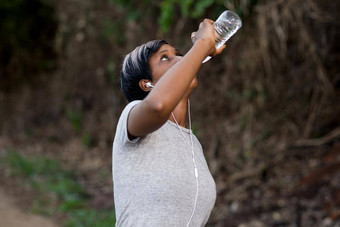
top-left (112, 19), bottom-right (226, 227)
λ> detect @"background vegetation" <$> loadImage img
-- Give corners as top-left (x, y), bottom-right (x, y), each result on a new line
top-left (0, 0), bottom-right (339, 226)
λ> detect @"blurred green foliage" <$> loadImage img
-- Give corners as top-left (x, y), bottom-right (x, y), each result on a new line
top-left (6, 151), bottom-right (87, 206)
top-left (66, 109), bottom-right (84, 132)
top-left (2, 151), bottom-right (116, 226)
top-left (7, 151), bottom-right (59, 177)
top-left (65, 209), bottom-right (116, 227)
top-left (81, 132), bottom-right (94, 147)
top-left (108, 0), bottom-right (259, 33)
top-left (102, 19), bottom-right (126, 45)
top-left (106, 58), bottom-right (117, 82)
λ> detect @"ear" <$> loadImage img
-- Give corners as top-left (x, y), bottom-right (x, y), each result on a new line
top-left (139, 79), bottom-right (152, 92)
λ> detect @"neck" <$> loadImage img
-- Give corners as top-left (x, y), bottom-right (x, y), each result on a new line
top-left (169, 99), bottom-right (189, 128)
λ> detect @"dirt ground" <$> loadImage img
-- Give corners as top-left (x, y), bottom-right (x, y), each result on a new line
top-left (0, 188), bottom-right (59, 227)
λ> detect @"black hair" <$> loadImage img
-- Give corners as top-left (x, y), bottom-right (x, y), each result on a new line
top-left (120, 40), bottom-right (168, 102)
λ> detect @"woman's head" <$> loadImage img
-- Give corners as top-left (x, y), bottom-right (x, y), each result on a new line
top-left (120, 40), bottom-right (168, 102)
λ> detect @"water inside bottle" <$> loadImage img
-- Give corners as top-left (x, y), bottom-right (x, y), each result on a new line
top-left (214, 22), bottom-right (241, 49)
top-left (202, 11), bottom-right (241, 63)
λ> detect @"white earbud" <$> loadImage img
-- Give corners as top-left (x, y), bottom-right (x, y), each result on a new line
top-left (146, 82), bottom-right (154, 88)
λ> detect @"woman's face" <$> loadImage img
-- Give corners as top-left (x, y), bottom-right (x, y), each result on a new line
top-left (149, 44), bottom-right (198, 88)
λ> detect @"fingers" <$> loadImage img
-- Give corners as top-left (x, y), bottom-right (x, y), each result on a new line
top-left (209, 44), bottom-right (226, 59)
top-left (191, 32), bottom-right (196, 43)
top-left (203, 18), bottom-right (214, 24)
top-left (199, 18), bottom-right (214, 29)
top-left (215, 44), bottom-right (226, 55)
top-left (192, 18), bottom-right (217, 52)
top-left (198, 21), bottom-right (204, 29)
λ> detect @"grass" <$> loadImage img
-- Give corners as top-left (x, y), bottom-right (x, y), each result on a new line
top-left (1, 150), bottom-right (115, 226)
top-left (65, 209), bottom-right (115, 227)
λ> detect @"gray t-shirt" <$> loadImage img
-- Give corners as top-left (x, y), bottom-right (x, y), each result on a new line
top-left (112, 100), bottom-right (216, 227)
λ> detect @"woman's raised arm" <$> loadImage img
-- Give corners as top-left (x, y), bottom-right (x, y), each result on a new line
top-left (127, 19), bottom-right (225, 139)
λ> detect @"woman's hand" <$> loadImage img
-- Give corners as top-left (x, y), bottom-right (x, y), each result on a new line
top-left (191, 19), bottom-right (226, 57)
top-left (127, 20), bottom-right (226, 138)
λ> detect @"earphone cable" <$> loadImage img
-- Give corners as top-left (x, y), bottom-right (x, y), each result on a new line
top-left (171, 100), bottom-right (199, 227)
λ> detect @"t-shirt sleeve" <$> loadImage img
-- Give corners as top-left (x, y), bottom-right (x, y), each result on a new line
top-left (115, 100), bottom-right (142, 144)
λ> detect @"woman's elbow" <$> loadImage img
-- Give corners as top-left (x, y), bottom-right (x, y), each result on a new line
top-left (145, 99), bottom-right (169, 120)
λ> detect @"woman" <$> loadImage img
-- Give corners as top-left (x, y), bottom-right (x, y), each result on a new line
top-left (112, 19), bottom-right (226, 226)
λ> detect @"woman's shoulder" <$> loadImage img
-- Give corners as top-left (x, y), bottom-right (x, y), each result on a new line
top-left (124, 100), bottom-right (142, 110)
top-left (120, 100), bottom-right (142, 117)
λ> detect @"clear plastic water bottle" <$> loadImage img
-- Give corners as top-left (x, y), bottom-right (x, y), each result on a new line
top-left (203, 10), bottom-right (242, 63)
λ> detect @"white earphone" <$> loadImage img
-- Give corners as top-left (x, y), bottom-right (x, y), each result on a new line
top-left (146, 82), bottom-right (154, 88)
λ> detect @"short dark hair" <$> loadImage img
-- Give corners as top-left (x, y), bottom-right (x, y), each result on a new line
top-left (120, 40), bottom-right (168, 102)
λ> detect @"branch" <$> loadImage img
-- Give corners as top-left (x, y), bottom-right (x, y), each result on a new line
top-left (291, 127), bottom-right (340, 147)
